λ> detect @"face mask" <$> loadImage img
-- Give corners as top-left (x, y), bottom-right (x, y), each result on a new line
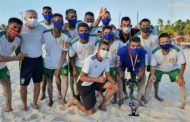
top-left (8, 28), bottom-right (20, 37)
top-left (42, 13), bottom-right (53, 21)
top-left (99, 49), bottom-right (109, 59)
top-left (26, 18), bottom-right (38, 28)
top-left (53, 21), bottom-right (63, 30)
top-left (160, 43), bottom-right (171, 51)
top-left (102, 18), bottom-right (111, 26)
top-left (85, 21), bottom-right (92, 27)
top-left (141, 27), bottom-right (151, 33)
top-left (122, 27), bottom-right (131, 34)
top-left (79, 32), bottom-right (90, 40)
top-left (68, 19), bottom-right (77, 27)
top-left (103, 33), bottom-right (113, 40)
top-left (129, 48), bottom-right (139, 55)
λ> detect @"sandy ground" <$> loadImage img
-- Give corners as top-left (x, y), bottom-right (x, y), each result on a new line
top-left (0, 48), bottom-right (190, 122)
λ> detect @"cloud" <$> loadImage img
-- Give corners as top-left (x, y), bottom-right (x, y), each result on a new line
top-left (168, 2), bottom-right (190, 10)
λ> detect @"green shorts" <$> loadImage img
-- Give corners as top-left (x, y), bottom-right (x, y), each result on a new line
top-left (45, 65), bottom-right (68, 80)
top-left (0, 67), bottom-right (10, 80)
top-left (110, 67), bottom-right (116, 78)
top-left (75, 66), bottom-right (82, 80)
top-left (155, 69), bottom-right (180, 82)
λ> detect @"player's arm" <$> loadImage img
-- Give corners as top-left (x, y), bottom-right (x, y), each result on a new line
top-left (57, 51), bottom-right (67, 70)
top-left (116, 54), bottom-right (125, 78)
top-left (80, 71), bottom-right (105, 83)
top-left (138, 51), bottom-right (147, 78)
top-left (0, 53), bottom-right (24, 62)
top-left (105, 71), bottom-right (116, 84)
top-left (69, 46), bottom-right (77, 77)
top-left (91, 7), bottom-right (107, 28)
top-left (176, 50), bottom-right (186, 86)
top-left (54, 51), bottom-right (67, 77)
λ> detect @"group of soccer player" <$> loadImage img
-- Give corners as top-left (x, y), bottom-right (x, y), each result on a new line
top-left (0, 6), bottom-right (186, 115)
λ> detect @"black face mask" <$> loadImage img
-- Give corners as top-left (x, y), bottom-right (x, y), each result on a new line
top-left (141, 27), bottom-right (151, 33)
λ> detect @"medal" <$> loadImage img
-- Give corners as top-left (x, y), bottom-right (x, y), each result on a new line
top-left (130, 54), bottom-right (138, 72)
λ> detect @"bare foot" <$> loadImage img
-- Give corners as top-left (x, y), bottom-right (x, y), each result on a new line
top-left (66, 97), bottom-right (77, 108)
top-left (155, 95), bottom-right (164, 102)
top-left (141, 96), bottom-right (148, 104)
top-left (32, 104), bottom-right (39, 109)
top-left (22, 106), bottom-right (28, 111)
top-left (139, 100), bottom-right (145, 107)
top-left (60, 99), bottom-right (66, 105)
top-left (144, 98), bottom-right (148, 104)
top-left (98, 104), bottom-right (107, 111)
top-left (39, 93), bottom-right (46, 101)
top-left (179, 102), bottom-right (186, 109)
top-left (48, 100), bottom-right (53, 107)
top-left (118, 99), bottom-right (124, 108)
top-left (141, 95), bottom-right (145, 101)
top-left (57, 93), bottom-right (62, 100)
top-left (111, 95), bottom-right (117, 104)
top-left (4, 107), bottom-right (13, 112)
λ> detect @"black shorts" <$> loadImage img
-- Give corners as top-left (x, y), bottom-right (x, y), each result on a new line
top-left (77, 80), bottom-right (106, 110)
top-left (20, 56), bottom-right (43, 86)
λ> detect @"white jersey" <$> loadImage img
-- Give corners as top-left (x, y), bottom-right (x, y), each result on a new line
top-left (40, 21), bottom-right (53, 30)
top-left (138, 34), bottom-right (158, 65)
top-left (90, 26), bottom-right (102, 35)
top-left (69, 29), bottom-right (78, 40)
top-left (20, 24), bottom-right (46, 58)
top-left (80, 54), bottom-right (110, 86)
top-left (108, 40), bottom-right (126, 67)
top-left (151, 44), bottom-right (186, 72)
top-left (0, 30), bottom-right (21, 69)
top-left (42, 30), bottom-right (70, 69)
top-left (40, 21), bottom-right (53, 58)
top-left (69, 37), bottom-right (97, 67)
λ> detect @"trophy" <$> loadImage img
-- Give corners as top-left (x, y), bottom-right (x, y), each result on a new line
top-left (125, 71), bottom-right (141, 90)
top-left (128, 99), bottom-right (139, 116)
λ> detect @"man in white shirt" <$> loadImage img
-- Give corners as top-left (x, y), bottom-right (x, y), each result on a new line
top-left (136, 18), bottom-right (160, 102)
top-left (40, 6), bottom-right (53, 29)
top-left (145, 33), bottom-right (186, 109)
top-left (64, 9), bottom-right (81, 40)
top-left (67, 41), bottom-right (118, 115)
top-left (69, 22), bottom-right (97, 99)
top-left (83, 11), bottom-right (95, 29)
top-left (20, 10), bottom-right (46, 111)
top-left (43, 13), bottom-right (70, 106)
top-left (39, 6), bottom-right (54, 100)
top-left (95, 26), bottom-right (126, 104)
top-left (0, 18), bottom-right (25, 112)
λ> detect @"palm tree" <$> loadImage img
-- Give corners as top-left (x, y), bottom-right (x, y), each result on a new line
top-left (157, 18), bottom-right (164, 30)
top-left (0, 24), bottom-right (6, 30)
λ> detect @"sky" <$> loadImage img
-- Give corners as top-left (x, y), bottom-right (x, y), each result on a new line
top-left (0, 0), bottom-right (190, 27)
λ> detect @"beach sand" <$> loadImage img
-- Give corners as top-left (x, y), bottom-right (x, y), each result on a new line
top-left (0, 49), bottom-right (190, 122)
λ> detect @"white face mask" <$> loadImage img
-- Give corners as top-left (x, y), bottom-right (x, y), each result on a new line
top-left (99, 49), bottom-right (109, 59)
top-left (85, 21), bottom-right (92, 27)
top-left (122, 27), bottom-right (131, 34)
top-left (26, 18), bottom-right (38, 28)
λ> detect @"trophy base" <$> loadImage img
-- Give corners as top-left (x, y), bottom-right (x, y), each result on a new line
top-left (128, 113), bottom-right (139, 116)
